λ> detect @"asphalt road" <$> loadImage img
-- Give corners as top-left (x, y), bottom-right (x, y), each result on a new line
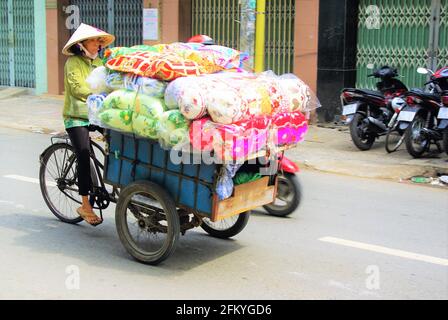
top-left (0, 127), bottom-right (446, 300)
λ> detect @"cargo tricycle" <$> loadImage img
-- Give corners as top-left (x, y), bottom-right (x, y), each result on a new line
top-left (39, 128), bottom-right (295, 265)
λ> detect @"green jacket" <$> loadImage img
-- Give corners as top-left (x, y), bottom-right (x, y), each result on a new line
top-left (63, 55), bottom-right (103, 128)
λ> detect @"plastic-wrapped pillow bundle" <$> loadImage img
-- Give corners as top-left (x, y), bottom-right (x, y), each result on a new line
top-left (196, 45), bottom-right (248, 69)
top-left (124, 74), bottom-right (166, 98)
top-left (202, 79), bottom-right (247, 125)
top-left (132, 113), bottom-right (159, 139)
top-left (99, 108), bottom-right (134, 133)
top-left (103, 89), bottom-right (138, 110)
top-left (86, 66), bottom-right (108, 94)
top-left (103, 45), bottom-right (160, 62)
top-left (190, 116), bottom-right (270, 161)
top-left (132, 94), bottom-right (165, 139)
top-left (106, 51), bottom-right (223, 81)
top-left (105, 72), bottom-right (125, 91)
top-left (133, 94), bottom-right (165, 119)
top-left (87, 93), bottom-right (108, 126)
top-left (278, 74), bottom-right (321, 112)
top-left (271, 110), bottom-right (308, 146)
top-left (165, 76), bottom-right (208, 119)
top-left (215, 163), bottom-right (242, 200)
top-left (157, 110), bottom-right (191, 149)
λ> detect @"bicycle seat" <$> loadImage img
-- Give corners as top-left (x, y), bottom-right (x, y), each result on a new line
top-left (50, 133), bottom-right (71, 145)
top-left (52, 133), bottom-right (69, 139)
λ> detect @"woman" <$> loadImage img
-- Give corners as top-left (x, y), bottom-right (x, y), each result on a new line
top-left (62, 23), bottom-right (115, 226)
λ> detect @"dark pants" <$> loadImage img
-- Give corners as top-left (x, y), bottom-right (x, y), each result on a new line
top-left (66, 125), bottom-right (103, 196)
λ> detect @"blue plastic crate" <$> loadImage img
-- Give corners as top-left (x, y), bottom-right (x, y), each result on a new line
top-left (105, 130), bottom-right (216, 216)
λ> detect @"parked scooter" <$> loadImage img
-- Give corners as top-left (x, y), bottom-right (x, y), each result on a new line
top-left (437, 90), bottom-right (448, 156)
top-left (263, 154), bottom-right (301, 217)
top-left (341, 65), bottom-right (408, 150)
top-left (384, 96), bottom-right (407, 153)
top-left (396, 67), bottom-right (447, 158)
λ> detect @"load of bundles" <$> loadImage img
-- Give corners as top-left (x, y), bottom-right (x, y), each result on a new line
top-left (87, 42), bottom-right (320, 163)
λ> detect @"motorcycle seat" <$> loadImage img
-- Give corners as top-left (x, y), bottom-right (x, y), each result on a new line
top-left (344, 88), bottom-right (384, 98)
top-left (408, 89), bottom-right (441, 102)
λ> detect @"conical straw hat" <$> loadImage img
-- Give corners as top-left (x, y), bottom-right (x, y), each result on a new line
top-left (62, 23), bottom-right (115, 56)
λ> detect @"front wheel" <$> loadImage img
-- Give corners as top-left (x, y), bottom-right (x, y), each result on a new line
top-left (115, 181), bottom-right (180, 265)
top-left (349, 113), bottom-right (376, 150)
top-left (385, 127), bottom-right (405, 153)
top-left (263, 173), bottom-right (302, 217)
top-left (405, 114), bottom-right (429, 158)
top-left (39, 143), bottom-right (98, 224)
top-left (201, 212), bottom-right (250, 239)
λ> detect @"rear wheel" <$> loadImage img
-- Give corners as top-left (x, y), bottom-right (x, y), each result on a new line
top-left (263, 173), bottom-right (302, 217)
top-left (201, 212), bottom-right (250, 239)
top-left (443, 129), bottom-right (448, 156)
top-left (349, 113), bottom-right (376, 150)
top-left (115, 181), bottom-right (180, 265)
top-left (405, 114), bottom-right (429, 158)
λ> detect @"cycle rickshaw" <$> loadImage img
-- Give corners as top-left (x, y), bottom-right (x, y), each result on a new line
top-left (39, 129), bottom-right (282, 265)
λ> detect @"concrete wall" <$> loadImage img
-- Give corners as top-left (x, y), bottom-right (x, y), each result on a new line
top-left (294, 0), bottom-right (319, 93)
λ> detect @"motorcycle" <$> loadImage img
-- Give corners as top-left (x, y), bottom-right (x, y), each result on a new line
top-left (262, 154), bottom-right (301, 217)
top-left (397, 67), bottom-right (448, 158)
top-left (437, 90), bottom-right (448, 156)
top-left (384, 96), bottom-right (407, 153)
top-left (340, 65), bottom-right (408, 150)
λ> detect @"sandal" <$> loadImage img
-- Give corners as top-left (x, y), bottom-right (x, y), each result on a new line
top-left (77, 207), bottom-right (103, 226)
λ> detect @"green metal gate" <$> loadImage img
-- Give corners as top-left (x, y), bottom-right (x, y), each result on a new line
top-left (69, 0), bottom-right (142, 47)
top-left (0, 0), bottom-right (35, 88)
top-left (357, 0), bottom-right (448, 90)
top-left (0, 0), bottom-right (9, 86)
top-left (191, 0), bottom-right (295, 75)
top-left (435, 1), bottom-right (448, 69)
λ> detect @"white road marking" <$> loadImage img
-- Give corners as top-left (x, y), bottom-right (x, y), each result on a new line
top-left (3, 175), bottom-right (56, 187)
top-left (319, 236), bottom-right (448, 267)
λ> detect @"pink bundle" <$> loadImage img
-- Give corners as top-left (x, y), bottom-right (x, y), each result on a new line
top-left (190, 116), bottom-right (271, 160)
top-left (272, 110), bottom-right (308, 146)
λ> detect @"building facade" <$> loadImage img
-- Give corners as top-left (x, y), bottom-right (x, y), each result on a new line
top-left (4, 1), bottom-right (447, 122)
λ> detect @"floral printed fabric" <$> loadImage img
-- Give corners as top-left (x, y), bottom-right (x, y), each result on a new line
top-left (165, 71), bottom-right (313, 125)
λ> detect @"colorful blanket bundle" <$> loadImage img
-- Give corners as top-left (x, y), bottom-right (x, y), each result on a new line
top-left (87, 42), bottom-right (318, 157)
top-left (104, 42), bottom-right (248, 81)
top-left (189, 110), bottom-right (308, 161)
top-left (165, 72), bottom-right (314, 125)
top-left (89, 88), bottom-right (190, 148)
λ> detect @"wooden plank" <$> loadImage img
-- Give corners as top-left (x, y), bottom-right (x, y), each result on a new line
top-left (212, 176), bottom-right (276, 222)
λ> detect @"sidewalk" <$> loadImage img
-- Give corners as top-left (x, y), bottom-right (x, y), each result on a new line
top-left (1, 93), bottom-right (447, 182)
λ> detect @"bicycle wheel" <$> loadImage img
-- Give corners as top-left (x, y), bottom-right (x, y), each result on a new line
top-left (201, 212), bottom-right (250, 239)
top-left (39, 143), bottom-right (98, 224)
top-left (115, 181), bottom-right (180, 265)
top-left (385, 127), bottom-right (405, 153)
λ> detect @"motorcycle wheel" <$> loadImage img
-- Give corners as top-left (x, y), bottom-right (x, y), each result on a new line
top-left (443, 129), bottom-right (448, 156)
top-left (405, 113), bottom-right (429, 158)
top-left (263, 173), bottom-right (302, 217)
top-left (349, 113), bottom-right (376, 151)
top-left (385, 127), bottom-right (405, 153)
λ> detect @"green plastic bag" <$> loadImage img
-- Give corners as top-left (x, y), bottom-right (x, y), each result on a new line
top-left (233, 172), bottom-right (262, 185)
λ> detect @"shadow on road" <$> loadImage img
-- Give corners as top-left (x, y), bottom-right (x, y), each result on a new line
top-left (0, 211), bottom-right (246, 275)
